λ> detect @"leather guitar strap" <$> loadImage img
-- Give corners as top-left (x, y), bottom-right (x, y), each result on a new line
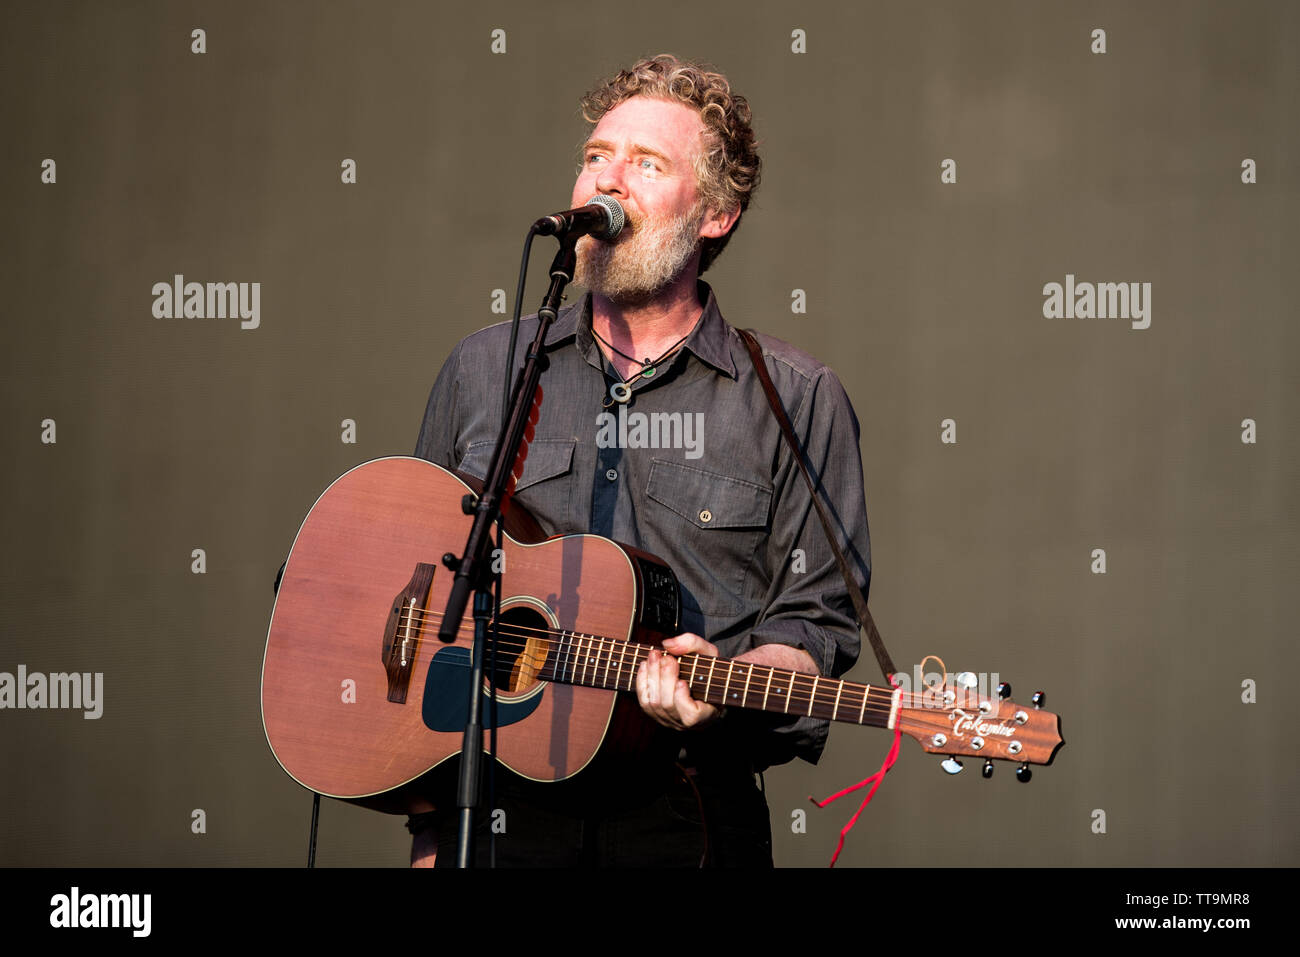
top-left (737, 328), bottom-right (898, 684)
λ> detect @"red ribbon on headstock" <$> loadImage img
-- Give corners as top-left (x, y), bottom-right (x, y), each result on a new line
top-left (808, 675), bottom-right (904, 868)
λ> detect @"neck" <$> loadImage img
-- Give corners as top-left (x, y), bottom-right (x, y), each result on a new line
top-left (590, 267), bottom-right (704, 379)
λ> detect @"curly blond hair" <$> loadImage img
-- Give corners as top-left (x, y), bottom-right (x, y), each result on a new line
top-left (579, 54), bottom-right (761, 274)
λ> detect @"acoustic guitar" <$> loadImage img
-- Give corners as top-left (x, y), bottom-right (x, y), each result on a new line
top-left (261, 457), bottom-right (1063, 805)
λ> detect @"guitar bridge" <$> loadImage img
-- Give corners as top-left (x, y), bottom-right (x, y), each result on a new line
top-left (382, 562), bottom-right (437, 704)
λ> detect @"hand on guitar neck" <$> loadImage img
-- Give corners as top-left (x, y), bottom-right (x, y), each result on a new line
top-left (642, 634), bottom-right (819, 731)
top-left (405, 634), bottom-right (817, 866)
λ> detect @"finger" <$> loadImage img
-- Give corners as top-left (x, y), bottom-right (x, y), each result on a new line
top-left (643, 652), bottom-right (666, 723)
top-left (658, 650), bottom-right (683, 723)
top-left (674, 679), bottom-right (716, 727)
top-left (662, 633), bottom-right (718, 657)
top-left (637, 654), bottom-right (655, 708)
top-left (639, 651), bottom-right (673, 726)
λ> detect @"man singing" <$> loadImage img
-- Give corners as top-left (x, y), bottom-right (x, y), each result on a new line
top-left (408, 53), bottom-right (871, 866)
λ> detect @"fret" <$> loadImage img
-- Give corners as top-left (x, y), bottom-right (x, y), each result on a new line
top-left (722, 660), bottom-right (734, 703)
top-left (621, 644), bottom-right (635, 691)
top-left (808, 676), bottom-right (819, 716)
top-left (761, 667), bottom-right (774, 711)
top-left (782, 674), bottom-right (790, 714)
top-left (705, 658), bottom-right (718, 704)
top-left (581, 634), bottom-right (593, 686)
top-left (600, 636), bottom-right (612, 689)
top-left (556, 631), bottom-right (571, 683)
top-left (832, 679), bottom-right (843, 721)
top-left (858, 683), bottom-right (868, 725)
top-left (740, 662), bottom-right (752, 707)
top-left (689, 655), bottom-right (699, 686)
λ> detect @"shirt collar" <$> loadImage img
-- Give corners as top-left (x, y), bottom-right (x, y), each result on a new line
top-left (546, 280), bottom-right (738, 380)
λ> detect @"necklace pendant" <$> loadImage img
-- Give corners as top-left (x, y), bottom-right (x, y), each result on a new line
top-left (641, 366), bottom-right (656, 378)
top-left (609, 381), bottom-right (632, 404)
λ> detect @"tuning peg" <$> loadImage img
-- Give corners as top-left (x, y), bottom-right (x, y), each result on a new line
top-left (941, 758), bottom-right (964, 775)
top-left (981, 759), bottom-right (994, 779)
top-left (1031, 690), bottom-right (1046, 710)
top-left (955, 672), bottom-right (978, 689)
top-left (1015, 763), bottom-right (1032, 783)
top-left (997, 682), bottom-right (1012, 699)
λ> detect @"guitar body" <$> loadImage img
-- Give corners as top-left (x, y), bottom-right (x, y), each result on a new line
top-left (261, 457), bottom-right (680, 804)
top-left (263, 458), bottom-right (1065, 818)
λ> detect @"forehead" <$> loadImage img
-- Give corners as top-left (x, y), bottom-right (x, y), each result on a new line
top-left (585, 96), bottom-right (705, 161)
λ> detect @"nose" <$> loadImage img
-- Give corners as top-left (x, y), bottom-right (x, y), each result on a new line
top-left (594, 157), bottom-right (629, 199)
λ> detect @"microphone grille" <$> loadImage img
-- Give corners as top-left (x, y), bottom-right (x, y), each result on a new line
top-left (584, 194), bottom-right (625, 239)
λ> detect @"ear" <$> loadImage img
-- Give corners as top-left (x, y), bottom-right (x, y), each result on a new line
top-left (699, 203), bottom-right (741, 240)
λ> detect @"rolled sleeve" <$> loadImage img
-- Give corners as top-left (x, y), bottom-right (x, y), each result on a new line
top-left (742, 364), bottom-right (870, 765)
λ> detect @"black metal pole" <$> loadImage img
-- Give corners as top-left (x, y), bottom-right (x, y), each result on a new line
top-left (443, 236), bottom-right (578, 867)
top-left (307, 792), bottom-right (319, 868)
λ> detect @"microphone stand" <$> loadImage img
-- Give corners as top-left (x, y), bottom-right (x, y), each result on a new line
top-left (438, 233), bottom-right (578, 868)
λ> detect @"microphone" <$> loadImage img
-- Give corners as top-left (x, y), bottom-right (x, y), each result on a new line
top-left (533, 195), bottom-right (626, 240)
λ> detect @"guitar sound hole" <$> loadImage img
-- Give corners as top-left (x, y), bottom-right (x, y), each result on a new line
top-left (487, 606), bottom-right (551, 694)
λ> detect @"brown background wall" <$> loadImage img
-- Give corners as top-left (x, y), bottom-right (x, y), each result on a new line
top-left (1, 0), bottom-right (1296, 867)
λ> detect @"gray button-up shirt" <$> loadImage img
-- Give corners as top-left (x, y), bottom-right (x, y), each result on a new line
top-left (414, 281), bottom-right (870, 767)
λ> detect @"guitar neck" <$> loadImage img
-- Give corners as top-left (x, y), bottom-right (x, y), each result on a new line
top-left (535, 633), bottom-right (896, 730)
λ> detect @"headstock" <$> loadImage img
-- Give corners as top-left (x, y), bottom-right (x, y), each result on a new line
top-left (893, 673), bottom-right (1064, 781)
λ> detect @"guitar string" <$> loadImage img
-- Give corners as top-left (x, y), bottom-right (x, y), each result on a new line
top-left (381, 613), bottom-right (1042, 757)
top-left (391, 609), bottom-right (898, 710)
top-left (391, 603), bottom-right (967, 711)
top-left (389, 609), bottom-right (995, 717)
top-left (382, 614), bottom-right (900, 716)
top-left (379, 607), bottom-right (990, 718)
top-left (410, 643), bottom-right (895, 717)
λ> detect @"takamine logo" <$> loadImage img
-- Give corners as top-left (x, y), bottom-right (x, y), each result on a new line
top-left (948, 708), bottom-right (1015, 739)
top-left (151, 274), bottom-right (260, 329)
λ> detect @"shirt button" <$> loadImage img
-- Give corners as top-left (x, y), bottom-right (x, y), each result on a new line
top-left (699, 509), bottom-right (712, 523)
top-left (605, 468), bottom-right (618, 482)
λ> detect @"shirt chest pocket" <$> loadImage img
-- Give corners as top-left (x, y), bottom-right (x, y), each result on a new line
top-left (456, 438), bottom-right (576, 531)
top-left (645, 459), bottom-right (773, 616)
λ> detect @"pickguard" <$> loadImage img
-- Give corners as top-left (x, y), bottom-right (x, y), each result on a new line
top-left (422, 646), bottom-right (544, 732)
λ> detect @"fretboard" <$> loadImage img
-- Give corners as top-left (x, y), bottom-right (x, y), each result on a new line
top-left (536, 631), bottom-right (895, 729)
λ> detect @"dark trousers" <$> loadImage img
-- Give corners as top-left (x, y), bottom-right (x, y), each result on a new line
top-left (426, 763), bottom-right (773, 868)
